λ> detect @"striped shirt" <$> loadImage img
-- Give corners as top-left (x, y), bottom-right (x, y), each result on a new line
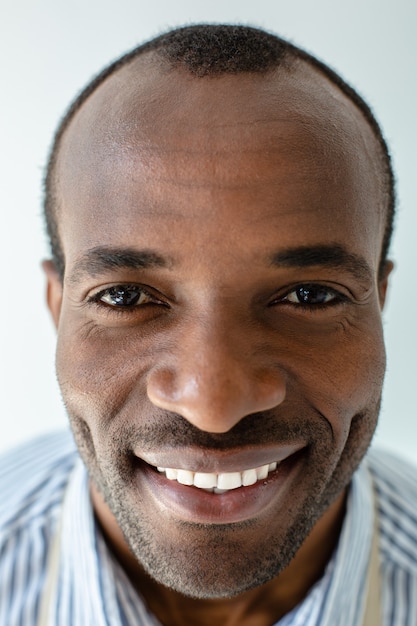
top-left (0, 430), bottom-right (416, 625)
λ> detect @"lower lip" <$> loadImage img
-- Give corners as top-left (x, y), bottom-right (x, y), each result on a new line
top-left (136, 451), bottom-right (305, 525)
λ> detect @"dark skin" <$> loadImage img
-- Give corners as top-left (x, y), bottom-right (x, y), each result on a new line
top-left (43, 55), bottom-right (392, 626)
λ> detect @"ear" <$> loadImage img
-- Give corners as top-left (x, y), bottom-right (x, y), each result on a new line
top-left (378, 260), bottom-right (394, 310)
top-left (42, 260), bottom-right (63, 329)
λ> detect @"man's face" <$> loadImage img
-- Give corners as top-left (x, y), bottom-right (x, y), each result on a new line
top-left (46, 58), bottom-right (390, 598)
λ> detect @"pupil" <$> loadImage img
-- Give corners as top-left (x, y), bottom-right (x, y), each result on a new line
top-left (111, 287), bottom-right (138, 306)
top-left (297, 286), bottom-right (327, 304)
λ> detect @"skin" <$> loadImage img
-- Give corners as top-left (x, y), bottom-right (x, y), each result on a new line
top-left (43, 54), bottom-right (392, 626)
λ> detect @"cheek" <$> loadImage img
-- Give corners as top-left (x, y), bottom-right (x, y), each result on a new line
top-left (288, 314), bottom-right (386, 440)
top-left (55, 319), bottom-right (156, 434)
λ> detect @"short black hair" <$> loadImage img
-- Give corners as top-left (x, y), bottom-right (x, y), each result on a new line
top-left (44, 24), bottom-right (395, 279)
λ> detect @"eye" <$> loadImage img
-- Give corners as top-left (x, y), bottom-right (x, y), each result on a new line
top-left (90, 285), bottom-right (164, 308)
top-left (286, 285), bottom-right (338, 305)
top-left (272, 284), bottom-right (346, 308)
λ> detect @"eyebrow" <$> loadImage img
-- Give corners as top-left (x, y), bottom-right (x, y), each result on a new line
top-left (68, 246), bottom-right (170, 284)
top-left (270, 244), bottom-right (373, 282)
top-left (68, 243), bottom-right (373, 285)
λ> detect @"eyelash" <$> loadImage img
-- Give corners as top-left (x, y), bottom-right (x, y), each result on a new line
top-left (87, 283), bottom-right (348, 315)
top-left (88, 284), bottom-right (167, 312)
top-left (270, 283), bottom-right (348, 311)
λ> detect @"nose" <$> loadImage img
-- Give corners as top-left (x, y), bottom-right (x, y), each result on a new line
top-left (146, 320), bottom-right (286, 433)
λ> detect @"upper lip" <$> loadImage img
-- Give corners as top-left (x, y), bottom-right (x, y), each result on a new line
top-left (134, 443), bottom-right (307, 473)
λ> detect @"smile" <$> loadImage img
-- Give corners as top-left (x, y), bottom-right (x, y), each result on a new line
top-left (137, 446), bottom-right (307, 524)
top-left (156, 462), bottom-right (278, 493)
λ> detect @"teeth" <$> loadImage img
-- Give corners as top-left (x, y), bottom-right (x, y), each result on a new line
top-left (242, 468), bottom-right (257, 486)
top-left (194, 472), bottom-right (217, 489)
top-left (177, 469), bottom-right (194, 486)
top-left (166, 468), bottom-right (178, 481)
top-left (217, 472), bottom-right (242, 490)
top-left (256, 465), bottom-right (269, 480)
top-left (156, 461), bottom-right (279, 493)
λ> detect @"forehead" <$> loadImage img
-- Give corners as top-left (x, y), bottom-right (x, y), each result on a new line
top-left (55, 56), bottom-right (385, 272)
top-left (58, 54), bottom-right (383, 162)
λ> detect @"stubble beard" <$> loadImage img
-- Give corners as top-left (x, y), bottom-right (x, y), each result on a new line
top-left (67, 403), bottom-right (379, 599)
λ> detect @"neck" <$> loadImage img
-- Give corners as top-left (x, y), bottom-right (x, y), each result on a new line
top-left (91, 485), bottom-right (346, 626)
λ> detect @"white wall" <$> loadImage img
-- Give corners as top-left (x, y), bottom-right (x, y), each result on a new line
top-left (0, 0), bottom-right (415, 463)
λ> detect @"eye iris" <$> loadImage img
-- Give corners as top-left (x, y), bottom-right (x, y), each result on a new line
top-left (108, 287), bottom-right (139, 306)
top-left (296, 286), bottom-right (330, 304)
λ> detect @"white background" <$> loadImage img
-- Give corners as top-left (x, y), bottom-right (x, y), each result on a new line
top-left (0, 0), bottom-right (415, 463)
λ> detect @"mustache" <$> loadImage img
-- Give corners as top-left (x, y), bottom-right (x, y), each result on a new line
top-left (113, 407), bottom-right (332, 454)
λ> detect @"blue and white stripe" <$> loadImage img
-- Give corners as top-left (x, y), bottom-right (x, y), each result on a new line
top-left (0, 430), bottom-right (416, 625)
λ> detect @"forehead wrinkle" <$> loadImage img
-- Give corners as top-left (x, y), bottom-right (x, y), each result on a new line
top-left (92, 135), bottom-right (343, 197)
top-left (59, 63), bottom-right (382, 205)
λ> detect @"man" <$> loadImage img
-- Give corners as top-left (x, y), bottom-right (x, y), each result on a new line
top-left (1, 23), bottom-right (416, 626)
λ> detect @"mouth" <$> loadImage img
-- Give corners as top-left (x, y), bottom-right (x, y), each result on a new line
top-left (135, 445), bottom-right (307, 525)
